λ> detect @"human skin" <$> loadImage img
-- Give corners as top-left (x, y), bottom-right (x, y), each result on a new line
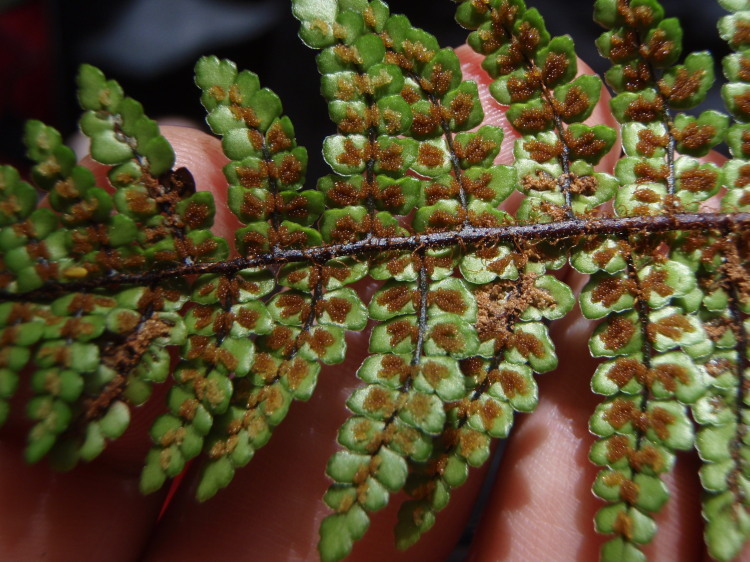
top-left (1, 45), bottom-right (747, 562)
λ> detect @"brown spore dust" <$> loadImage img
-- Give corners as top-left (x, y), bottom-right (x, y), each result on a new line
top-left (649, 363), bottom-right (688, 392)
top-left (609, 30), bottom-right (640, 63)
top-left (282, 357), bottom-right (311, 391)
top-left (182, 202), bottom-right (211, 229)
top-left (305, 327), bottom-right (336, 355)
top-left (363, 385), bottom-right (395, 415)
top-left (563, 129), bottom-right (607, 160)
top-left (558, 85), bottom-right (591, 120)
top-left (406, 393), bottom-right (435, 422)
top-left (523, 140), bottom-right (563, 163)
top-left (678, 167), bottom-right (717, 194)
top-left (417, 143), bottom-right (445, 169)
top-left (380, 354), bottom-right (412, 384)
top-left (624, 95), bottom-right (664, 122)
top-left (641, 268), bottom-right (673, 299)
top-left (600, 316), bottom-right (636, 351)
top-left (377, 284), bottom-right (416, 313)
top-left (641, 29), bottom-right (674, 65)
top-left (673, 122), bottom-right (715, 152)
top-left (647, 312), bottom-right (695, 342)
top-left (387, 320), bottom-right (418, 347)
top-left (636, 129), bottom-right (669, 157)
top-left (507, 73), bottom-right (540, 103)
top-left (513, 106), bottom-right (553, 132)
top-left (612, 511), bottom-right (634, 540)
top-left (733, 90), bottom-right (750, 120)
top-left (634, 161), bottom-right (669, 183)
top-left (421, 361), bottom-right (449, 388)
top-left (541, 52), bottom-right (570, 85)
top-left (495, 368), bottom-right (528, 398)
top-left (509, 331), bottom-right (545, 358)
top-left (454, 135), bottom-right (498, 164)
top-left (607, 357), bottom-right (647, 388)
top-left (591, 275), bottom-right (633, 308)
top-left (327, 179), bottom-right (363, 207)
top-left (320, 297), bottom-right (352, 324)
top-left (430, 323), bottom-right (465, 354)
top-left (469, 398), bottom-right (503, 432)
top-left (521, 169), bottom-right (558, 192)
top-left (733, 19), bottom-right (750, 48)
top-left (428, 289), bottom-right (467, 315)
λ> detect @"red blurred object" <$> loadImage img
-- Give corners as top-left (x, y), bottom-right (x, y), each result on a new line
top-left (0, 0), bottom-right (58, 168)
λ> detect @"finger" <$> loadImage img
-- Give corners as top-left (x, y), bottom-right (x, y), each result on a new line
top-left (466, 305), bottom-right (704, 561)
top-left (143, 324), bottom-right (491, 561)
top-left (142, 53), bottom-right (530, 560)
top-left (5, 126), bottom-right (232, 464)
top-left (467, 305), bottom-right (606, 561)
top-left (0, 438), bottom-right (165, 561)
top-left (88, 125), bottom-right (235, 470)
top-left (456, 46), bottom-right (705, 559)
top-left (455, 44), bottom-right (520, 167)
top-left (147, 125), bottom-right (241, 246)
top-left (79, 125), bottom-right (240, 248)
top-left (455, 44), bottom-right (621, 225)
top-left (0, 126), bottom-right (232, 561)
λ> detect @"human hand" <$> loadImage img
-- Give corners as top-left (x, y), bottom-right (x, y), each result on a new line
top-left (0, 45), bottom-right (739, 562)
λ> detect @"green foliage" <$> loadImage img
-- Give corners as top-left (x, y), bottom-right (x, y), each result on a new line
top-left (1, 0), bottom-right (750, 560)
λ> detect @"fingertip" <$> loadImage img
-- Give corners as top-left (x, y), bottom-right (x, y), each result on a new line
top-left (77, 125), bottom-right (241, 248)
top-left (455, 44), bottom-right (621, 175)
top-left (154, 125), bottom-right (242, 247)
top-left (0, 438), bottom-right (166, 561)
top-left (455, 44), bottom-right (519, 166)
top-left (144, 327), bottom-right (487, 562)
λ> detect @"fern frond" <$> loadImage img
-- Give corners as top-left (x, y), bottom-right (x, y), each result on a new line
top-left (681, 2), bottom-right (750, 559)
top-left (2, 0), bottom-right (750, 560)
top-left (584, 1), bottom-right (723, 558)
top-left (4, 66), bottom-right (197, 470)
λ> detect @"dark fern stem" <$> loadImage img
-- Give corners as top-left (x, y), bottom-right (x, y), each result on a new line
top-left (2, 212), bottom-right (747, 303)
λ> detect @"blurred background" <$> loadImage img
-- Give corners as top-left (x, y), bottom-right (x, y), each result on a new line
top-left (0, 0), bottom-right (732, 558)
top-left (0, 0), bottom-right (730, 177)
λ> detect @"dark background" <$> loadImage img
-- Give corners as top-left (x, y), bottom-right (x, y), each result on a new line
top-left (0, 0), bottom-right (731, 177)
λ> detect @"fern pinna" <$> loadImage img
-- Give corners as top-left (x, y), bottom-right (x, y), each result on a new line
top-left (0, 0), bottom-right (749, 560)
